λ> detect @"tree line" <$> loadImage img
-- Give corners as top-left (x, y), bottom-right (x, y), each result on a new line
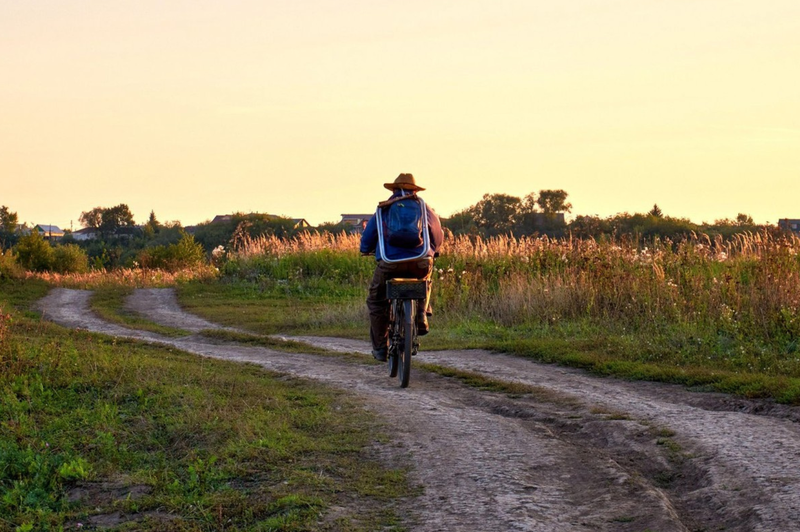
top-left (441, 190), bottom-right (768, 241)
top-left (0, 204), bottom-right (314, 275)
top-left (0, 191), bottom-right (781, 276)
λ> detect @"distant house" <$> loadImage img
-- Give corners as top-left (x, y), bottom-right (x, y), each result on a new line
top-left (33, 224), bottom-right (64, 240)
top-left (779, 219), bottom-right (800, 233)
top-left (289, 218), bottom-right (311, 230)
top-left (72, 227), bottom-right (99, 241)
top-left (210, 214), bottom-right (234, 224)
top-left (340, 214), bottom-right (373, 234)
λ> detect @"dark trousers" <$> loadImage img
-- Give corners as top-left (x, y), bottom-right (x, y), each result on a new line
top-left (367, 258), bottom-right (433, 350)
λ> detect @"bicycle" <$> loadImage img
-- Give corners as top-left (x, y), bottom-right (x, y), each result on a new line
top-left (385, 278), bottom-right (428, 388)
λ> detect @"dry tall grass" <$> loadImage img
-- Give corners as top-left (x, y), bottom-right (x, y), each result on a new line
top-left (232, 231), bottom-right (362, 258)
top-left (24, 264), bottom-right (219, 289)
top-left (225, 230), bottom-right (800, 364)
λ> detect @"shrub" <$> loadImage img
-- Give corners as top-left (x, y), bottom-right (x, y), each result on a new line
top-left (138, 233), bottom-right (206, 271)
top-left (15, 232), bottom-right (55, 272)
top-left (52, 244), bottom-right (90, 274)
top-left (0, 249), bottom-right (23, 280)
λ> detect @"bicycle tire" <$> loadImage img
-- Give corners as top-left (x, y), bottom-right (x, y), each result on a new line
top-left (398, 299), bottom-right (414, 388)
top-left (388, 299), bottom-right (399, 378)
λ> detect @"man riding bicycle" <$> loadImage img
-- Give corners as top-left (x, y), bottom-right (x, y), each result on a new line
top-left (360, 173), bottom-right (445, 362)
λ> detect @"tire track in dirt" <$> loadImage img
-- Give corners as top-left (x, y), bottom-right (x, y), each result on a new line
top-left (37, 288), bottom-right (800, 531)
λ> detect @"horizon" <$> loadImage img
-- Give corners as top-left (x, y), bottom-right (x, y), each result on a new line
top-left (3, 1), bottom-right (799, 230)
top-left (6, 197), bottom-right (787, 233)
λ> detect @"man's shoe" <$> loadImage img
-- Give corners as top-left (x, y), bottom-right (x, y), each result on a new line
top-left (372, 347), bottom-right (388, 362)
top-left (416, 316), bottom-right (429, 336)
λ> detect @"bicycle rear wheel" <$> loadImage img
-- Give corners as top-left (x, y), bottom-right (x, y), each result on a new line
top-left (398, 299), bottom-right (415, 388)
top-left (388, 300), bottom-right (400, 378)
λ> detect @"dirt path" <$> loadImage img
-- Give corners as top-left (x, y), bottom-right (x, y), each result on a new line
top-left (37, 288), bottom-right (800, 531)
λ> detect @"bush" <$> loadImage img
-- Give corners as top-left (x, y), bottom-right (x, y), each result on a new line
top-left (0, 249), bottom-right (23, 280)
top-left (138, 233), bottom-right (206, 271)
top-left (15, 232), bottom-right (55, 272)
top-left (52, 244), bottom-right (90, 274)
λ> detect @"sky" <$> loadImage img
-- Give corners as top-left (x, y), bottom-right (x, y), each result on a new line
top-left (2, 0), bottom-right (799, 229)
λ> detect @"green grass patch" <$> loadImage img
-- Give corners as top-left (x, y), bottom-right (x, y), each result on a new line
top-left (198, 329), bottom-right (372, 364)
top-left (89, 286), bottom-right (192, 337)
top-left (0, 279), bottom-right (50, 317)
top-left (177, 278), bottom-right (800, 404)
top-left (178, 280), bottom-right (367, 338)
top-left (0, 281), bottom-right (414, 531)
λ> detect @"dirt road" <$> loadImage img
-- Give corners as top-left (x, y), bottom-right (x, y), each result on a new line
top-left (37, 288), bottom-right (800, 531)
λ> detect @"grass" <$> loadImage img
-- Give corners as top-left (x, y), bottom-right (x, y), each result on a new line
top-left (174, 229), bottom-right (800, 404)
top-left (0, 280), bottom-right (415, 531)
top-left (89, 285), bottom-right (192, 337)
top-left (175, 278), bottom-right (800, 403)
top-left (198, 329), bottom-right (371, 364)
top-left (177, 280), bottom-right (366, 338)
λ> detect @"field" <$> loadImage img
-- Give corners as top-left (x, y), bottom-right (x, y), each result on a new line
top-left (182, 230), bottom-right (800, 402)
top-left (0, 280), bottom-right (414, 532)
top-left (6, 228), bottom-right (800, 529)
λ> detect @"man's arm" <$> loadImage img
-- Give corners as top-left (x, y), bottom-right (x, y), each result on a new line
top-left (360, 214), bottom-right (378, 254)
top-left (427, 206), bottom-right (444, 252)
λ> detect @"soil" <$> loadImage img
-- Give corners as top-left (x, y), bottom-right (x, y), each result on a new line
top-left (37, 288), bottom-right (800, 531)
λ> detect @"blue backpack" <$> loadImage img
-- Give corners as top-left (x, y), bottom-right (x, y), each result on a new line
top-left (376, 192), bottom-right (430, 263)
top-left (385, 197), bottom-right (424, 247)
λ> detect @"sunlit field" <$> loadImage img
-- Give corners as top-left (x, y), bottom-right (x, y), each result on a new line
top-left (23, 264), bottom-right (219, 289)
top-left (208, 230), bottom-right (800, 402)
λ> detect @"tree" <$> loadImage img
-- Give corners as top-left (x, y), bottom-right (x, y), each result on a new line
top-left (143, 210), bottom-right (161, 238)
top-left (736, 213), bottom-right (754, 226)
top-left (648, 204), bottom-right (663, 218)
top-left (100, 204), bottom-right (135, 235)
top-left (536, 190), bottom-right (572, 214)
top-left (80, 204), bottom-right (136, 237)
top-left (470, 193), bottom-right (522, 235)
top-left (0, 206), bottom-right (18, 233)
top-left (442, 208), bottom-right (478, 236)
top-left (518, 192), bottom-right (541, 235)
top-left (16, 231), bottom-right (55, 272)
top-left (0, 206), bottom-right (19, 247)
top-left (79, 207), bottom-right (103, 229)
top-left (569, 215), bottom-right (607, 239)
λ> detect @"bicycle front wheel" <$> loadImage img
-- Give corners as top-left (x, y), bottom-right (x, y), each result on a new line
top-left (398, 299), bottom-right (415, 388)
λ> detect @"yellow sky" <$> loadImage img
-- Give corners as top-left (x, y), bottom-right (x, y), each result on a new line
top-left (2, 1), bottom-right (799, 229)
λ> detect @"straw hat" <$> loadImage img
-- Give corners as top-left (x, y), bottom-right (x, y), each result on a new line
top-left (384, 173), bottom-right (425, 192)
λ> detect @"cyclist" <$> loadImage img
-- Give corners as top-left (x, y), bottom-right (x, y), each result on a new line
top-left (360, 173), bottom-right (444, 362)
